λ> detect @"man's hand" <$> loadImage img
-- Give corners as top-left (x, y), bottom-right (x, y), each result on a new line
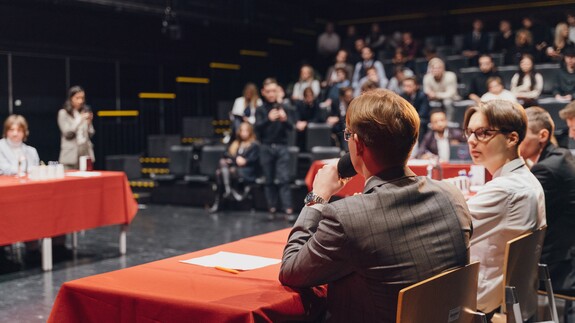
top-left (312, 163), bottom-right (344, 202)
top-left (268, 109), bottom-right (280, 121)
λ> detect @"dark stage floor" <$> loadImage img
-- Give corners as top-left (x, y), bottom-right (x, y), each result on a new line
top-left (0, 204), bottom-right (292, 322)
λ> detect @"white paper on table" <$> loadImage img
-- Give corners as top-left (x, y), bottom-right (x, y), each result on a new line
top-left (66, 171), bottom-right (102, 177)
top-left (180, 251), bottom-right (281, 270)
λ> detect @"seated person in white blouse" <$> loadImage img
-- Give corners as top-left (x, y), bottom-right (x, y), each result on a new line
top-left (480, 76), bottom-right (517, 103)
top-left (0, 114), bottom-right (39, 175)
top-left (463, 100), bottom-right (546, 319)
top-left (510, 54), bottom-right (543, 107)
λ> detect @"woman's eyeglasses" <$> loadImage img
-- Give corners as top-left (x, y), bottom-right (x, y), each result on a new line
top-left (464, 127), bottom-right (508, 141)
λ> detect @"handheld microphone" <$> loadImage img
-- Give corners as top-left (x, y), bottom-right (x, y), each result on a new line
top-left (337, 153), bottom-right (357, 178)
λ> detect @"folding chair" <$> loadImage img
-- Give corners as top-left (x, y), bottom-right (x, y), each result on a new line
top-left (492, 226), bottom-right (558, 323)
top-left (396, 262), bottom-right (487, 323)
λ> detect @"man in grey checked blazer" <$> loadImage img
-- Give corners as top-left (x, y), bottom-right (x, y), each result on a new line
top-left (279, 89), bottom-right (472, 323)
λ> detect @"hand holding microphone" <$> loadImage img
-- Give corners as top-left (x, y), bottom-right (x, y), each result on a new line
top-left (311, 153), bottom-right (357, 203)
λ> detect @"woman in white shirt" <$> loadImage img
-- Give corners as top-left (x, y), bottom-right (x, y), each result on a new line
top-left (463, 100), bottom-right (546, 319)
top-left (0, 114), bottom-right (40, 175)
top-left (510, 54), bottom-right (543, 107)
top-left (291, 64), bottom-right (321, 101)
top-left (230, 83), bottom-right (262, 133)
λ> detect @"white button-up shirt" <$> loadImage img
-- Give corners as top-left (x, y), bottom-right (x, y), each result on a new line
top-left (467, 157), bottom-right (546, 312)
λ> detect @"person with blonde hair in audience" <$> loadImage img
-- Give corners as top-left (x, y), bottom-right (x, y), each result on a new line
top-left (481, 76), bottom-right (517, 103)
top-left (546, 22), bottom-right (574, 62)
top-left (280, 89), bottom-right (471, 322)
top-left (463, 100), bottom-right (546, 319)
top-left (519, 107), bottom-right (575, 295)
top-left (292, 65), bottom-right (320, 101)
top-left (423, 57), bottom-right (459, 121)
top-left (210, 122), bottom-right (260, 213)
top-left (510, 54), bottom-right (543, 107)
top-left (230, 83), bottom-right (262, 130)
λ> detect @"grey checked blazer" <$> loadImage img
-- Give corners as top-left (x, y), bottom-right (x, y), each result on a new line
top-left (280, 166), bottom-right (472, 323)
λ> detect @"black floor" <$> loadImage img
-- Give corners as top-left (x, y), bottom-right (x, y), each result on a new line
top-left (0, 204), bottom-right (292, 322)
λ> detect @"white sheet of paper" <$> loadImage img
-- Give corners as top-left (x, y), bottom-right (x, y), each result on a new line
top-left (180, 251), bottom-right (281, 270)
top-left (66, 171), bottom-right (102, 177)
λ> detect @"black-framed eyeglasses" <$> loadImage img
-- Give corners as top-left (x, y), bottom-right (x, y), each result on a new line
top-left (464, 127), bottom-right (508, 141)
top-left (343, 128), bottom-right (355, 141)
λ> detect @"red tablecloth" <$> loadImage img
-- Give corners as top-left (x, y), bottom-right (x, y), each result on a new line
top-left (0, 171), bottom-right (138, 245)
top-left (305, 160), bottom-right (490, 196)
top-left (48, 229), bottom-right (327, 322)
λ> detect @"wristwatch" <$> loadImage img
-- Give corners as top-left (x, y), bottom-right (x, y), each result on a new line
top-left (304, 191), bottom-right (326, 206)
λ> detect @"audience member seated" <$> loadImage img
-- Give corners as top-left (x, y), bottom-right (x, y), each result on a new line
top-left (323, 49), bottom-right (354, 88)
top-left (352, 46), bottom-right (388, 91)
top-left (493, 20), bottom-right (515, 57)
top-left (417, 108), bottom-right (465, 161)
top-left (391, 48), bottom-right (415, 72)
top-left (519, 107), bottom-right (575, 294)
top-left (291, 64), bottom-right (320, 101)
top-left (324, 67), bottom-right (351, 105)
top-left (210, 122), bottom-right (260, 213)
top-left (388, 66), bottom-right (415, 94)
top-left (568, 11), bottom-right (575, 44)
top-left (507, 29), bottom-right (539, 65)
top-left (423, 57), bottom-right (460, 121)
top-left (468, 54), bottom-right (501, 104)
top-left (463, 100), bottom-right (546, 320)
top-left (279, 89), bottom-right (471, 322)
top-left (522, 16), bottom-right (551, 58)
top-left (316, 22), bottom-right (340, 61)
top-left (481, 76), bottom-right (517, 103)
top-left (462, 19), bottom-right (489, 65)
top-left (401, 76), bottom-right (430, 140)
top-left (349, 38), bottom-right (366, 66)
top-left (230, 83), bottom-right (262, 136)
top-left (545, 22), bottom-right (575, 63)
top-left (342, 25), bottom-right (360, 55)
top-left (295, 87), bottom-right (325, 151)
top-left (510, 54), bottom-right (543, 107)
top-left (553, 47), bottom-right (575, 101)
top-left (327, 87), bottom-right (353, 146)
top-left (400, 32), bottom-right (420, 64)
top-left (365, 23), bottom-right (387, 60)
top-left (558, 101), bottom-right (575, 149)
top-left (354, 66), bottom-right (385, 97)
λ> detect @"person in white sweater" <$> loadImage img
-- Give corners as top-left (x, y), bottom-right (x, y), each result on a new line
top-left (423, 57), bottom-right (460, 121)
top-left (0, 114), bottom-right (39, 175)
top-left (510, 54), bottom-right (543, 107)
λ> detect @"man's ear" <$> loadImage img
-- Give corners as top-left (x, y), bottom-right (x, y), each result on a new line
top-left (354, 134), bottom-right (365, 156)
top-left (539, 129), bottom-right (550, 144)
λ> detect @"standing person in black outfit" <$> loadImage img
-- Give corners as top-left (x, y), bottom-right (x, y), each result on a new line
top-left (468, 54), bottom-right (500, 104)
top-left (462, 19), bottom-right (490, 66)
top-left (519, 107), bottom-right (575, 294)
top-left (255, 78), bottom-right (295, 220)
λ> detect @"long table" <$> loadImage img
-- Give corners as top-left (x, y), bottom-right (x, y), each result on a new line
top-left (48, 228), bottom-right (327, 322)
top-left (0, 171), bottom-right (138, 270)
top-left (306, 160), bottom-right (491, 197)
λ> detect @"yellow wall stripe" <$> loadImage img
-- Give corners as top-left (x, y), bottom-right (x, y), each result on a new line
top-left (293, 28), bottom-right (316, 36)
top-left (239, 50), bottom-right (268, 57)
top-left (176, 77), bottom-right (210, 84)
top-left (97, 110), bottom-right (139, 117)
top-left (209, 62), bottom-right (241, 70)
top-left (138, 92), bottom-right (176, 99)
top-left (267, 38), bottom-right (293, 46)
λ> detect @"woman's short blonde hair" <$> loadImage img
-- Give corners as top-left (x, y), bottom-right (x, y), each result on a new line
top-left (3, 114), bottom-right (30, 141)
top-left (346, 89), bottom-right (419, 166)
